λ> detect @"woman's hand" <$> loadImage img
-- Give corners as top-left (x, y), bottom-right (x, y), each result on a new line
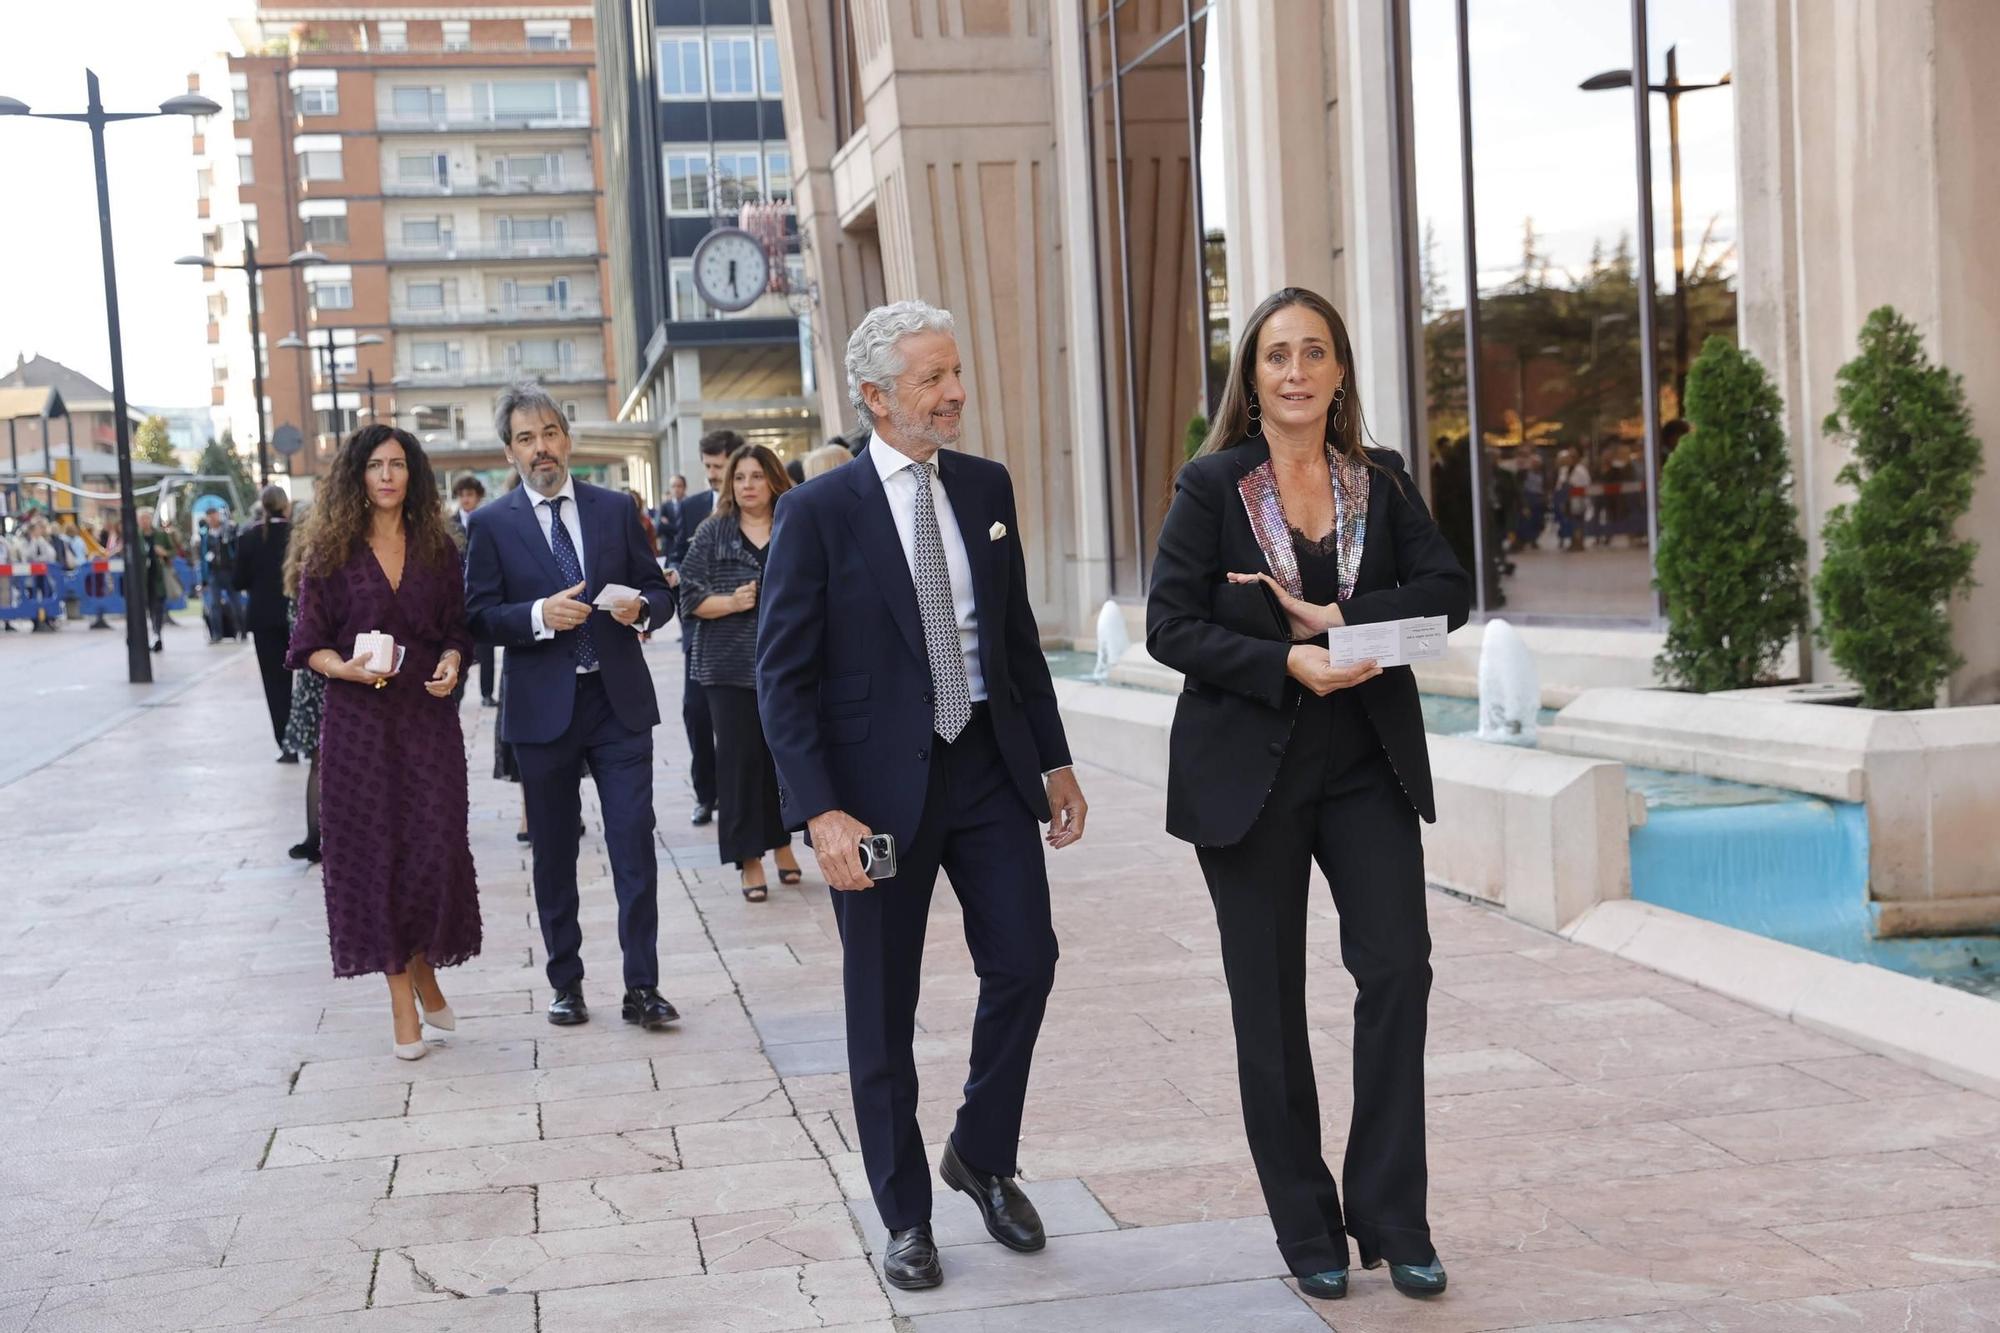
top-left (336, 651), bottom-right (398, 687)
top-left (731, 581), bottom-right (759, 614)
top-left (1227, 571), bottom-right (1345, 639)
top-left (426, 650), bottom-right (461, 698)
top-left (1286, 645), bottom-right (1379, 697)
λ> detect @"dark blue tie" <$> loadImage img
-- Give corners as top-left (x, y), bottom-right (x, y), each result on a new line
top-left (545, 495), bottom-right (598, 670)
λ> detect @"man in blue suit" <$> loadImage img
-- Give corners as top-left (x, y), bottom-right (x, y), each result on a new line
top-left (664, 433), bottom-right (736, 825)
top-left (464, 382), bottom-right (679, 1031)
top-left (757, 300), bottom-right (1088, 1292)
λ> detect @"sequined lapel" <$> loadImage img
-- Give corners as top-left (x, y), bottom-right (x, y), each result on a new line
top-left (1236, 446), bottom-right (1372, 602)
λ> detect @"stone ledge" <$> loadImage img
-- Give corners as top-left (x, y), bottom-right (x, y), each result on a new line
top-left (1564, 900), bottom-right (2000, 1098)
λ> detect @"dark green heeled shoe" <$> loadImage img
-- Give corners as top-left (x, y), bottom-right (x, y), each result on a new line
top-left (1297, 1269), bottom-right (1348, 1300)
top-left (1361, 1253), bottom-right (1448, 1296)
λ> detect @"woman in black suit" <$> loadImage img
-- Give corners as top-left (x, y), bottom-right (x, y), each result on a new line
top-left (1147, 287), bottom-right (1471, 1302)
top-left (233, 486), bottom-right (295, 760)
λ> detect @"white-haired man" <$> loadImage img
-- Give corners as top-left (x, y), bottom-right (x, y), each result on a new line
top-left (757, 300), bottom-right (1088, 1290)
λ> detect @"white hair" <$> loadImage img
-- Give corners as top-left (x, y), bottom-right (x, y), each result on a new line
top-left (844, 300), bottom-right (956, 428)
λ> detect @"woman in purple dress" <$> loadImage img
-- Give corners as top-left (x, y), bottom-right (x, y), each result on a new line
top-left (286, 425), bottom-right (481, 1060)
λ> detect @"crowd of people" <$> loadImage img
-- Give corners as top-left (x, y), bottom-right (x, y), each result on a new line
top-left (45, 288), bottom-right (1465, 1304)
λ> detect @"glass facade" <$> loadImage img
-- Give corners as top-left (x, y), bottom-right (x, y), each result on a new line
top-left (1408, 0), bottom-right (1738, 621)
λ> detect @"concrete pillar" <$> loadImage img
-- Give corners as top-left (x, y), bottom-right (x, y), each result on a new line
top-left (1734, 0), bottom-right (2000, 703)
top-left (670, 347), bottom-right (704, 485)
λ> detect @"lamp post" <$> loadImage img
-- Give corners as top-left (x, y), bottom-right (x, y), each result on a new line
top-left (176, 247), bottom-right (326, 485)
top-left (1580, 45), bottom-right (1731, 415)
top-left (0, 74), bottom-right (220, 685)
top-left (278, 329), bottom-right (383, 449)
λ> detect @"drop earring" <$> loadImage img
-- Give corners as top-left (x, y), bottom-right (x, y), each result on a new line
top-left (1247, 391), bottom-right (1263, 438)
top-left (1331, 384), bottom-right (1348, 434)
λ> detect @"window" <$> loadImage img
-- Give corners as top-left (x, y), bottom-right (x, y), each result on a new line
top-left (309, 279), bottom-right (352, 311)
top-left (562, 400), bottom-right (580, 421)
top-left (657, 33), bottom-right (704, 99)
top-left (298, 146), bottom-right (343, 181)
top-left (295, 85), bottom-right (339, 117)
top-left (497, 215), bottom-right (562, 249)
top-left (401, 217), bottom-right (448, 248)
top-left (405, 280), bottom-right (447, 309)
top-left (525, 20), bottom-right (571, 51)
top-left (710, 33), bottom-right (757, 98)
top-left (473, 79), bottom-right (583, 123)
top-left (303, 213), bottom-right (348, 245)
top-left (237, 151), bottom-right (254, 186)
top-left (664, 149), bottom-right (709, 215)
top-left (442, 21), bottom-right (470, 52)
top-left (195, 167), bottom-right (213, 202)
top-left (669, 261), bottom-right (709, 320)
top-left (378, 20), bottom-right (407, 51)
top-left (408, 341), bottom-right (459, 372)
top-left (317, 405), bottom-right (359, 440)
top-left (397, 153), bottom-right (449, 188)
top-left (496, 152), bottom-right (562, 190)
top-left (391, 86), bottom-right (445, 122)
top-left (411, 404), bottom-right (466, 441)
top-left (503, 277), bottom-right (571, 310)
top-left (713, 148), bottom-right (762, 210)
top-left (764, 146), bottom-right (792, 204)
top-left (760, 33), bottom-right (783, 96)
top-left (232, 87), bottom-right (250, 120)
top-left (507, 338), bottom-right (573, 375)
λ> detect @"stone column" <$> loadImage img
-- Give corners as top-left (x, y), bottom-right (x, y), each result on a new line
top-left (669, 347), bottom-right (703, 484)
top-left (1734, 0), bottom-right (2000, 703)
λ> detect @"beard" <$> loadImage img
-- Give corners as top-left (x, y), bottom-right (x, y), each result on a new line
top-left (883, 393), bottom-right (962, 450)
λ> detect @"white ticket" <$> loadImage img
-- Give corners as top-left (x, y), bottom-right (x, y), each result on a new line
top-left (1326, 615), bottom-right (1449, 669)
top-left (591, 583), bottom-right (642, 608)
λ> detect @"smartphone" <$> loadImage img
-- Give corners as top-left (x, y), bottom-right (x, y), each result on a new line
top-left (857, 833), bottom-right (898, 881)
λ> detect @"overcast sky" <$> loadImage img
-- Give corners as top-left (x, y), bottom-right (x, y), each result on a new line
top-left (0, 0), bottom-right (241, 408)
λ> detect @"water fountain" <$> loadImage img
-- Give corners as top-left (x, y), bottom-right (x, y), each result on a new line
top-left (1475, 618), bottom-right (1541, 746)
top-left (1091, 598), bottom-right (1129, 682)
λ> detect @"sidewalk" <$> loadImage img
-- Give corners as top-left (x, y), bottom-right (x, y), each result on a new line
top-left (2, 629), bottom-right (1998, 1332)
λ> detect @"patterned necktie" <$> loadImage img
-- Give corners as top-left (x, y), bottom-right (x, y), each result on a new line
top-left (545, 495), bottom-right (598, 670)
top-left (907, 461), bottom-right (972, 742)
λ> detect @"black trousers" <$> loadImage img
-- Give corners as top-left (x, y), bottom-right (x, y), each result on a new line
top-left (514, 673), bottom-right (659, 991)
top-left (1195, 692), bottom-right (1435, 1277)
top-left (251, 625), bottom-right (293, 749)
top-left (681, 655), bottom-right (717, 806)
top-left (474, 641), bottom-right (496, 701)
top-left (706, 683), bottom-right (790, 866)
top-left (832, 706), bottom-right (1058, 1231)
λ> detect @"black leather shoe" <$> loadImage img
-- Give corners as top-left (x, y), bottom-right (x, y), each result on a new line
top-left (1360, 1248), bottom-right (1448, 1297)
top-left (883, 1223), bottom-right (942, 1290)
top-left (622, 987), bottom-right (679, 1030)
top-left (1297, 1269), bottom-right (1349, 1300)
top-left (547, 987), bottom-right (589, 1025)
top-left (939, 1139), bottom-right (1045, 1252)
top-left (276, 751), bottom-right (299, 764)
top-left (690, 801), bottom-right (715, 827)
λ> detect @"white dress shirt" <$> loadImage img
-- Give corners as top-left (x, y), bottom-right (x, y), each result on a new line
top-left (869, 436), bottom-right (985, 703)
top-left (526, 476), bottom-right (600, 672)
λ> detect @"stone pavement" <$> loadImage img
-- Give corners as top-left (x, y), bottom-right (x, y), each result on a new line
top-left (3, 626), bottom-right (2000, 1332)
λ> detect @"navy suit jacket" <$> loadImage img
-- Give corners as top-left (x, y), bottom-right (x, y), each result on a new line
top-left (755, 448), bottom-right (1071, 852)
top-left (668, 489), bottom-right (714, 569)
top-left (464, 480), bottom-right (674, 745)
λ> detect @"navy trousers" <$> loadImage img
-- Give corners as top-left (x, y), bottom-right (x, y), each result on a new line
top-left (682, 654), bottom-right (717, 807)
top-left (831, 706), bottom-right (1059, 1231)
top-left (514, 673), bottom-right (659, 991)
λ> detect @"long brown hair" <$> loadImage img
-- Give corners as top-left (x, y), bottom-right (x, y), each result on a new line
top-left (1198, 287), bottom-right (1375, 467)
top-left (715, 443), bottom-right (794, 520)
top-left (292, 424), bottom-right (455, 580)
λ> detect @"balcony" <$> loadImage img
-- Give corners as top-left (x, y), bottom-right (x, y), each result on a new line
top-left (393, 362), bottom-right (606, 389)
top-left (384, 237), bottom-right (600, 262)
top-left (376, 112), bottom-right (591, 133)
top-left (381, 176), bottom-right (596, 199)
top-left (389, 300), bottom-right (603, 327)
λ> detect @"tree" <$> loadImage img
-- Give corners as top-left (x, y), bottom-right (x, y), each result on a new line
top-left (134, 415), bottom-right (177, 467)
top-left (1654, 337), bottom-right (1807, 690)
top-left (1815, 306), bottom-right (1983, 710)
top-left (194, 430), bottom-right (257, 515)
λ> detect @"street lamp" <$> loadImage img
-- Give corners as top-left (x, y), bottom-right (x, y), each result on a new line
top-left (175, 247), bottom-right (326, 485)
top-left (278, 329), bottom-right (383, 449)
top-left (0, 73), bottom-right (220, 685)
top-left (1581, 46), bottom-right (1731, 415)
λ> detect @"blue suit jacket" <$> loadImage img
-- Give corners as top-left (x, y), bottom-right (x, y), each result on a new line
top-left (464, 480), bottom-right (674, 745)
top-left (755, 448), bottom-right (1071, 851)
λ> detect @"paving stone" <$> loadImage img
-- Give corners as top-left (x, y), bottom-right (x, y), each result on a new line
top-left (266, 1105), bottom-right (541, 1166)
top-left (221, 1187), bottom-right (537, 1265)
top-left (378, 1220), bottom-right (702, 1300)
top-left (391, 1131), bottom-right (678, 1196)
top-left (536, 1257), bottom-right (890, 1331)
top-left (905, 1278), bottom-right (1328, 1332)
top-left (24, 1252), bottom-right (375, 1333)
top-left (403, 1060), bottom-right (654, 1117)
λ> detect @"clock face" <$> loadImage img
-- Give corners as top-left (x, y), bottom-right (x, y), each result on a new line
top-left (692, 229), bottom-right (771, 313)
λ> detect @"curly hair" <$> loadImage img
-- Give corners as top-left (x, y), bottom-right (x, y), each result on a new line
top-left (291, 424), bottom-right (456, 582)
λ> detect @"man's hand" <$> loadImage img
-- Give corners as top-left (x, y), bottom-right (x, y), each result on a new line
top-left (665, 568), bottom-right (681, 589)
top-left (1045, 769), bottom-right (1088, 849)
top-left (808, 809), bottom-right (875, 891)
top-left (1285, 646), bottom-right (1380, 697)
top-left (606, 593), bottom-right (645, 627)
top-left (543, 580), bottom-right (591, 631)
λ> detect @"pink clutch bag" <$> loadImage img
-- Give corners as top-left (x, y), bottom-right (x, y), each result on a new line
top-left (354, 631), bottom-right (403, 673)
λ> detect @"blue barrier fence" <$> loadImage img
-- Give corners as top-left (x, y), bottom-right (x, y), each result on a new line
top-left (0, 556), bottom-right (196, 625)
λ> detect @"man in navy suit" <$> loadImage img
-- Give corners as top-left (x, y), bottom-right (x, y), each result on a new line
top-left (664, 432), bottom-right (735, 826)
top-left (757, 300), bottom-right (1088, 1292)
top-left (464, 382), bottom-right (679, 1031)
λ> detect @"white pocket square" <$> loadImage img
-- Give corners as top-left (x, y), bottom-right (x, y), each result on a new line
top-left (989, 521), bottom-right (1007, 541)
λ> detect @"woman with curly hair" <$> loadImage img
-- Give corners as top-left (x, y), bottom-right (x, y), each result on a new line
top-left (285, 424), bottom-right (481, 1060)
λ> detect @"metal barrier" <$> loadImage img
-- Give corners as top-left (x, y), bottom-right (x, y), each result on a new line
top-left (0, 556), bottom-right (194, 627)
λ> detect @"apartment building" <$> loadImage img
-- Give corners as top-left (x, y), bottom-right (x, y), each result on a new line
top-left (193, 3), bottom-right (622, 492)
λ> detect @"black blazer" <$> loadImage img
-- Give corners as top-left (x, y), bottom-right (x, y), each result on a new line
top-left (1146, 441), bottom-right (1471, 847)
top-left (755, 448), bottom-right (1071, 852)
top-left (230, 520), bottom-right (291, 632)
top-left (463, 481), bottom-right (674, 745)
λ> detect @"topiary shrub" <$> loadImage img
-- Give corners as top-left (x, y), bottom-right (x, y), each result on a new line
top-left (1814, 306), bottom-right (1983, 710)
top-left (1654, 336), bottom-right (1808, 691)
